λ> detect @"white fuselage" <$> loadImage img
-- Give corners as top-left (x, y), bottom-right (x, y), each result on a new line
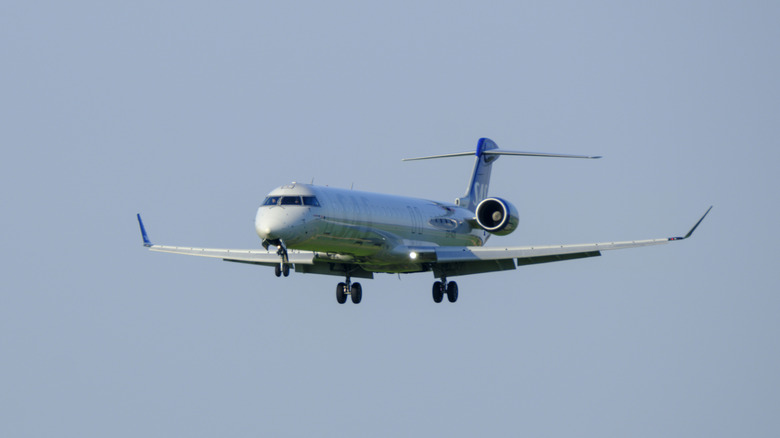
top-left (255, 183), bottom-right (489, 270)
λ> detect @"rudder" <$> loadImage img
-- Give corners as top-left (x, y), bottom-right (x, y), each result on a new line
top-left (456, 138), bottom-right (499, 211)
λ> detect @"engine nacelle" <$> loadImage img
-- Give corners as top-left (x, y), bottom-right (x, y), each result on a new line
top-left (475, 197), bottom-right (519, 236)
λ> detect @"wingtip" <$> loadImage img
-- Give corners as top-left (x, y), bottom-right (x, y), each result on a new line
top-left (684, 205), bottom-right (713, 239)
top-left (670, 206), bottom-right (713, 241)
top-left (137, 214), bottom-right (153, 247)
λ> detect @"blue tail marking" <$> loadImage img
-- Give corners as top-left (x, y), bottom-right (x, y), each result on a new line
top-left (458, 138), bottom-right (499, 211)
top-left (137, 214), bottom-right (152, 247)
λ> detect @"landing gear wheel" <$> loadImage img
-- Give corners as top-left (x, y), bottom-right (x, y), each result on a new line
top-left (351, 283), bottom-right (362, 304)
top-left (275, 264), bottom-right (282, 277)
top-left (432, 281), bottom-right (444, 303)
top-left (446, 281), bottom-right (458, 303)
top-left (282, 264), bottom-right (290, 277)
top-left (336, 283), bottom-right (347, 304)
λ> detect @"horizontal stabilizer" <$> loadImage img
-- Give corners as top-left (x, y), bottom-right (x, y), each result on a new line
top-left (403, 149), bottom-right (601, 161)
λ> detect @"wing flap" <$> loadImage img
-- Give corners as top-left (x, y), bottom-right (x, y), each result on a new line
top-left (433, 259), bottom-right (517, 278)
top-left (515, 251), bottom-right (601, 266)
top-left (437, 238), bottom-right (671, 263)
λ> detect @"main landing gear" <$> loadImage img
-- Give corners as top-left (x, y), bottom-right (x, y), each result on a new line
top-left (336, 275), bottom-right (362, 304)
top-left (432, 278), bottom-right (458, 303)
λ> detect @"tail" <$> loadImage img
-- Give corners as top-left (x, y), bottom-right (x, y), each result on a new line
top-left (403, 137), bottom-right (601, 211)
top-left (458, 138), bottom-right (499, 211)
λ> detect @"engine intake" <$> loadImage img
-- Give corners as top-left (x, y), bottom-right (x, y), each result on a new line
top-left (475, 197), bottom-right (519, 236)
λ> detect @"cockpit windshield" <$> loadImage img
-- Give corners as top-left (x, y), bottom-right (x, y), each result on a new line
top-left (262, 196), bottom-right (320, 207)
top-left (262, 196), bottom-right (280, 206)
top-left (280, 196), bottom-right (302, 205)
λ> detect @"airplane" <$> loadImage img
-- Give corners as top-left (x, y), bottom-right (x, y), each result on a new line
top-left (137, 138), bottom-right (711, 304)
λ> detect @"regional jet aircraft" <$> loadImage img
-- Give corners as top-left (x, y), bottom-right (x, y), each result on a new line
top-left (137, 138), bottom-right (711, 304)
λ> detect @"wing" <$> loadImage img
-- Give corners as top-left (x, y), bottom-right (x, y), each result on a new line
top-left (429, 207), bottom-right (712, 277)
top-left (138, 207), bottom-right (710, 279)
top-left (147, 244), bottom-right (316, 265)
top-left (137, 214), bottom-right (375, 279)
top-left (136, 214), bottom-right (315, 266)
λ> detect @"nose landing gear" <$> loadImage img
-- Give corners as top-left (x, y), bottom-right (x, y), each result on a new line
top-left (274, 263), bottom-right (290, 277)
top-left (272, 240), bottom-right (291, 278)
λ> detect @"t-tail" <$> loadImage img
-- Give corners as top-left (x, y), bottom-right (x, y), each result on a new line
top-left (403, 137), bottom-right (601, 211)
top-left (458, 138), bottom-right (500, 210)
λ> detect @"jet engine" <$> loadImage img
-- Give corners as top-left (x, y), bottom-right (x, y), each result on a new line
top-left (475, 197), bottom-right (519, 236)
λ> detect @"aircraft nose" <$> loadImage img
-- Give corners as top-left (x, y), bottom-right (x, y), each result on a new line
top-left (255, 209), bottom-right (282, 240)
top-left (255, 207), bottom-right (307, 242)
top-left (257, 225), bottom-right (274, 240)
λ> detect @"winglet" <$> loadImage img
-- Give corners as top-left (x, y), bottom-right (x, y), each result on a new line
top-left (669, 206), bottom-right (713, 241)
top-left (137, 214), bottom-right (153, 247)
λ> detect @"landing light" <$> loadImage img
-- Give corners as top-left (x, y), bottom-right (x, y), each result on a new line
top-left (409, 251), bottom-right (418, 260)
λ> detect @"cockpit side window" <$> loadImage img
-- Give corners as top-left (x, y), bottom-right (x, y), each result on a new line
top-left (262, 196), bottom-right (281, 206)
top-left (280, 196), bottom-right (302, 206)
top-left (302, 196), bottom-right (320, 207)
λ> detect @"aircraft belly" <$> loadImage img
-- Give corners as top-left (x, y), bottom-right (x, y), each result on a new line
top-left (358, 263), bottom-right (427, 274)
top-left (295, 236), bottom-right (382, 256)
top-left (291, 218), bottom-right (386, 256)
top-left (300, 218), bottom-right (474, 255)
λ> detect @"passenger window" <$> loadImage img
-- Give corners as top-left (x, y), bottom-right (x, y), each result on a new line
top-left (302, 196), bottom-right (320, 207)
top-left (263, 196), bottom-right (280, 206)
top-left (280, 196), bottom-right (302, 206)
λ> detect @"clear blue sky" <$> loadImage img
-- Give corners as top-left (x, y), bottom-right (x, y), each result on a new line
top-left (2, 1), bottom-right (778, 436)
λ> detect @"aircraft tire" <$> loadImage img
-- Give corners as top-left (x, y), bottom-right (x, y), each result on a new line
top-left (336, 283), bottom-right (347, 304)
top-left (446, 281), bottom-right (458, 303)
top-left (351, 283), bottom-right (362, 304)
top-left (275, 264), bottom-right (282, 277)
top-left (432, 281), bottom-right (444, 303)
top-left (282, 264), bottom-right (290, 277)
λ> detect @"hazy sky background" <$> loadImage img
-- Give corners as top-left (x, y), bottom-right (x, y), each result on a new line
top-left (2, 1), bottom-right (778, 436)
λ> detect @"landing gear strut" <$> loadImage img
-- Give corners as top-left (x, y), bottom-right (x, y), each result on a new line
top-left (336, 275), bottom-right (362, 304)
top-left (432, 277), bottom-right (458, 303)
top-left (276, 241), bottom-right (289, 263)
top-left (273, 240), bottom-right (290, 278)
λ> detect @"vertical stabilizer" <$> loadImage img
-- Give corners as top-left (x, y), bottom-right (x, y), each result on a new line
top-left (457, 138), bottom-right (499, 211)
